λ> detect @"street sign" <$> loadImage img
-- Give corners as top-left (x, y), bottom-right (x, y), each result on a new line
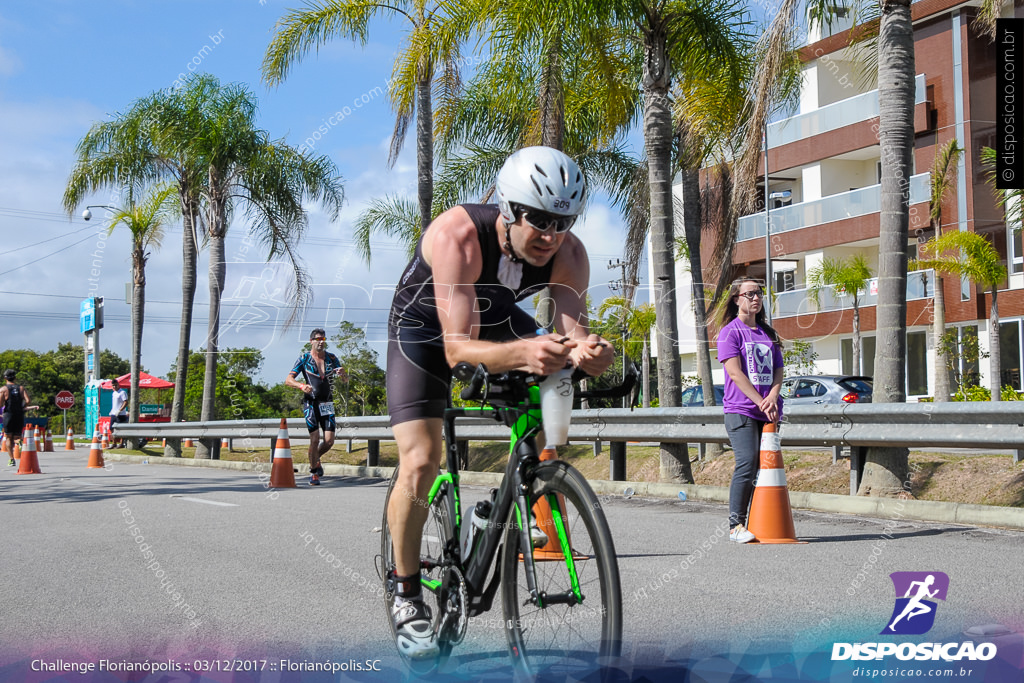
top-left (55, 391), bottom-right (75, 410)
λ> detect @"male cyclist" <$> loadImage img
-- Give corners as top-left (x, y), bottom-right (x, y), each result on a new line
top-left (384, 146), bottom-right (614, 660)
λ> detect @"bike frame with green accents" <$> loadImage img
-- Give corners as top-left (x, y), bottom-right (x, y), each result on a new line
top-left (430, 379), bottom-right (585, 614)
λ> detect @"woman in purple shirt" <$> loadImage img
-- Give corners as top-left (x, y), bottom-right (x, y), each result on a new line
top-left (716, 279), bottom-right (784, 543)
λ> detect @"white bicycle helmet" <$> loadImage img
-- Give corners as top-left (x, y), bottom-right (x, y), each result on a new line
top-left (495, 146), bottom-right (586, 223)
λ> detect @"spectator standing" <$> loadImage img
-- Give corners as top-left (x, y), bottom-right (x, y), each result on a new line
top-left (717, 279), bottom-right (784, 544)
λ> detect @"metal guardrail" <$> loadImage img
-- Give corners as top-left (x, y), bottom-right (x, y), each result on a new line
top-left (113, 403), bottom-right (1024, 494)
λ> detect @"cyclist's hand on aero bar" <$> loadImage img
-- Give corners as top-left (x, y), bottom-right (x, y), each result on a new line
top-left (570, 333), bottom-right (615, 377)
top-left (523, 333), bottom-right (576, 376)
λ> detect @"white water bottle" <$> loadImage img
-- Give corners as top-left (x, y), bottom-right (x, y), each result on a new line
top-left (460, 499), bottom-right (492, 560)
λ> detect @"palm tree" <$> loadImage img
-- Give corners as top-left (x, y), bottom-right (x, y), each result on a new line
top-left (607, 0), bottom-right (749, 483)
top-left (913, 139), bottom-right (963, 402)
top-left (190, 80), bottom-right (345, 458)
top-left (63, 78), bottom-right (211, 457)
top-left (263, 0), bottom-right (460, 232)
top-left (806, 255), bottom-right (874, 375)
top-left (105, 185), bottom-right (177, 429)
top-left (913, 231), bottom-right (1008, 402)
top-left (734, 0), bottom-right (917, 496)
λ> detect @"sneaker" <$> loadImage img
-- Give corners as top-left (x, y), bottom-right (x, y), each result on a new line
top-left (7, 458), bottom-right (13, 467)
top-left (530, 522), bottom-right (549, 548)
top-left (312, 464), bottom-right (324, 477)
top-left (309, 473), bottom-right (320, 486)
top-left (391, 597), bottom-right (439, 660)
top-left (730, 523), bottom-right (756, 544)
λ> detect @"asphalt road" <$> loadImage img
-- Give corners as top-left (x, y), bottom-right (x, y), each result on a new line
top-left (2, 452), bottom-right (1022, 682)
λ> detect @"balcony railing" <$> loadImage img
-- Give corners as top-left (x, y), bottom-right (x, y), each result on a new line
top-left (737, 172), bottom-right (931, 242)
top-left (775, 269), bottom-right (935, 319)
top-left (767, 74), bottom-right (927, 149)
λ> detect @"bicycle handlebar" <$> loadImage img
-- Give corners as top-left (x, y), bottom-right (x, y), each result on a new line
top-left (453, 360), bottom-right (638, 405)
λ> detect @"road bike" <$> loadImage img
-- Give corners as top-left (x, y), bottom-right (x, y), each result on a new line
top-left (378, 362), bottom-right (634, 679)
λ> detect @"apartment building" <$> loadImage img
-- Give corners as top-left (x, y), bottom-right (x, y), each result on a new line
top-left (672, 0), bottom-right (1024, 399)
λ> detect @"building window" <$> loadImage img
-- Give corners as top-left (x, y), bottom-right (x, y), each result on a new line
top-left (908, 331), bottom-right (928, 396)
top-left (840, 336), bottom-right (876, 376)
top-left (948, 325), bottom-right (981, 389)
top-left (841, 334), bottom-right (924, 395)
top-left (1000, 319), bottom-right (1022, 391)
top-left (1010, 224), bottom-right (1023, 275)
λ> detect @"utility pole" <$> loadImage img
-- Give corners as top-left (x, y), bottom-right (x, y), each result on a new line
top-left (608, 260), bottom-right (630, 409)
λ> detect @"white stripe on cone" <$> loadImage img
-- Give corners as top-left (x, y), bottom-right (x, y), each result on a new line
top-left (760, 431), bottom-right (781, 453)
top-left (755, 468), bottom-right (788, 487)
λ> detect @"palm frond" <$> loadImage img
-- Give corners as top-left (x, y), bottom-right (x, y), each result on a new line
top-left (352, 194), bottom-right (421, 265)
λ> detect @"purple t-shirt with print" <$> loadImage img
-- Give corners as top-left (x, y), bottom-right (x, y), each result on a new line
top-left (716, 317), bottom-right (784, 421)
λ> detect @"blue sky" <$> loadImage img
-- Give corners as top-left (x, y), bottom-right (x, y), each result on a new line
top-left (0, 0), bottom-right (638, 386)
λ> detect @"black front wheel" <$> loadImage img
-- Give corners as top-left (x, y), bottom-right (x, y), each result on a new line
top-left (500, 460), bottom-right (622, 680)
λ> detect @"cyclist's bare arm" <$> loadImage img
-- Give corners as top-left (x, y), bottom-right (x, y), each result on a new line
top-left (548, 235), bottom-right (615, 377)
top-left (424, 207), bottom-right (574, 376)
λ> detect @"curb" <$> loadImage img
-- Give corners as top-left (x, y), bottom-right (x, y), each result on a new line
top-left (101, 452), bottom-right (1024, 531)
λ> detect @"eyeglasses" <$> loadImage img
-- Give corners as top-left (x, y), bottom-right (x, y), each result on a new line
top-left (311, 337), bottom-right (326, 342)
top-left (737, 291), bottom-right (763, 300)
top-left (522, 209), bottom-right (576, 234)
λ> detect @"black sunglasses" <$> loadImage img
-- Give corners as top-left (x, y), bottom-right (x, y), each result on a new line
top-left (521, 209), bottom-right (576, 234)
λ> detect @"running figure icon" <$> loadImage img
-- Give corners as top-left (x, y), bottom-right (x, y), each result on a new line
top-left (882, 571), bottom-right (949, 635)
top-left (888, 575), bottom-right (938, 631)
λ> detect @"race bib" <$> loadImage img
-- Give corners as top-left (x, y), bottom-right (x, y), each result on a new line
top-left (318, 402), bottom-right (335, 416)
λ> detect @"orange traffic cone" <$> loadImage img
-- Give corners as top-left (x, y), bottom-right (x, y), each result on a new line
top-left (13, 429), bottom-right (22, 460)
top-left (221, 437), bottom-right (230, 450)
top-left (44, 428), bottom-right (54, 452)
top-left (16, 426), bottom-right (41, 474)
top-left (100, 430), bottom-right (109, 450)
top-left (528, 447), bottom-right (583, 560)
top-left (87, 431), bottom-right (105, 469)
top-left (1, 434), bottom-right (7, 454)
top-left (183, 437), bottom-right (193, 448)
top-left (269, 418), bottom-right (296, 488)
top-left (746, 423), bottom-right (804, 544)
top-left (162, 438), bottom-right (167, 448)
top-left (65, 429), bottom-right (75, 451)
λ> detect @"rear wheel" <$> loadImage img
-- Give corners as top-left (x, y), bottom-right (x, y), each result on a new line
top-left (379, 465), bottom-right (459, 669)
top-left (500, 460), bottom-right (622, 679)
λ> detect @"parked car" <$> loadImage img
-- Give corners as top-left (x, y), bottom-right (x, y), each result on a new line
top-left (680, 384), bottom-right (725, 407)
top-left (780, 375), bottom-right (873, 405)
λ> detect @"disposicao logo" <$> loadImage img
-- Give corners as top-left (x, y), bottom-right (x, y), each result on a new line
top-left (831, 571), bottom-right (998, 662)
top-left (882, 571), bottom-right (949, 635)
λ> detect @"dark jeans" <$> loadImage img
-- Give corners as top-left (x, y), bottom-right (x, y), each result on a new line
top-left (725, 413), bottom-right (766, 528)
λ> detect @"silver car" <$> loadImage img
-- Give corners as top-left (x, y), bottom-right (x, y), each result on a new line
top-left (780, 375), bottom-right (873, 405)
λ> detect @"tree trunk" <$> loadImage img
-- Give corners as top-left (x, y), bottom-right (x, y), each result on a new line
top-left (642, 338), bottom-right (651, 409)
top-left (416, 77), bottom-right (433, 233)
top-left (536, 34), bottom-right (565, 151)
top-left (932, 272), bottom-right (950, 402)
top-left (852, 298), bottom-right (861, 376)
top-left (130, 250), bottom-right (144, 425)
top-left (680, 164), bottom-right (723, 457)
top-left (166, 197), bottom-right (198, 458)
top-left (130, 249), bottom-right (145, 449)
top-left (990, 287), bottom-right (1001, 401)
top-left (643, 27), bottom-right (690, 483)
top-left (196, 190), bottom-right (226, 460)
top-left (859, 0), bottom-right (914, 496)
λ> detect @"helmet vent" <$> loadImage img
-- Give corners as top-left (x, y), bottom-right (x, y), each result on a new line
top-left (534, 164), bottom-right (549, 178)
top-left (530, 177), bottom-right (544, 195)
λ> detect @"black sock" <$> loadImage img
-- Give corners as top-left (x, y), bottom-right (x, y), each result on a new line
top-left (394, 573), bottom-right (422, 601)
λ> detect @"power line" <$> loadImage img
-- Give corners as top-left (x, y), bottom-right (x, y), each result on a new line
top-left (0, 232), bottom-right (99, 277)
